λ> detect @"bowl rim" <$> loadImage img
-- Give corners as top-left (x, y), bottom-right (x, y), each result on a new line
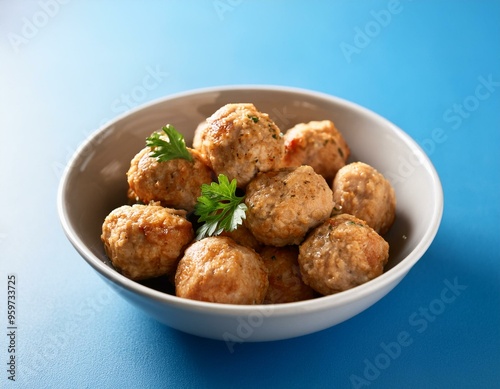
top-left (57, 84), bottom-right (444, 317)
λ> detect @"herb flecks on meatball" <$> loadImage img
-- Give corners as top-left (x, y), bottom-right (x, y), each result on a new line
top-left (298, 214), bottom-right (389, 295)
top-left (332, 162), bottom-right (396, 235)
top-left (101, 204), bottom-right (194, 280)
top-left (283, 120), bottom-right (350, 183)
top-left (201, 103), bottom-right (285, 188)
top-left (244, 165), bottom-right (334, 247)
top-left (127, 146), bottom-right (213, 212)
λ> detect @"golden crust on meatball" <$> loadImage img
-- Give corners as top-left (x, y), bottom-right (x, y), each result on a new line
top-left (283, 120), bottom-right (350, 183)
top-left (127, 146), bottom-right (213, 212)
top-left (298, 214), bottom-right (389, 295)
top-left (192, 120), bottom-right (211, 165)
top-left (259, 246), bottom-right (316, 304)
top-left (219, 222), bottom-right (262, 252)
top-left (332, 162), bottom-right (396, 235)
top-left (175, 236), bottom-right (268, 304)
top-left (192, 120), bottom-right (208, 151)
top-left (101, 204), bottom-right (194, 280)
top-left (202, 103), bottom-right (284, 188)
top-left (244, 165), bottom-right (334, 247)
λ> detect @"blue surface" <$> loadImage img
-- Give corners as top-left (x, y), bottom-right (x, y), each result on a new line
top-left (1, 1), bottom-right (499, 388)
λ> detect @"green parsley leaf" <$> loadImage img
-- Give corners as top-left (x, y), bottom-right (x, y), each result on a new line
top-left (146, 124), bottom-right (193, 162)
top-left (347, 221), bottom-right (365, 227)
top-left (194, 174), bottom-right (248, 240)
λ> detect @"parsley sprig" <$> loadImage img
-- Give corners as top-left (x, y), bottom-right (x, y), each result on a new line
top-left (146, 124), bottom-right (193, 162)
top-left (194, 174), bottom-right (248, 240)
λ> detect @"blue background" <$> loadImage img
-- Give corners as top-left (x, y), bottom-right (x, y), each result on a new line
top-left (1, 1), bottom-right (499, 388)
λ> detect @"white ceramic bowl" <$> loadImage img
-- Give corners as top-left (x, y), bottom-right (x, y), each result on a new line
top-left (58, 85), bottom-right (443, 342)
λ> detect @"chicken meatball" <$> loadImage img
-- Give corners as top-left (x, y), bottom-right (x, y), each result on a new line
top-left (201, 103), bottom-right (284, 188)
top-left (192, 120), bottom-right (208, 151)
top-left (259, 245), bottom-right (316, 304)
top-left (332, 162), bottom-right (396, 235)
top-left (101, 204), bottom-right (194, 280)
top-left (175, 236), bottom-right (268, 304)
top-left (283, 120), bottom-right (350, 183)
top-left (298, 214), bottom-right (389, 295)
top-left (219, 222), bottom-right (262, 252)
top-left (127, 146), bottom-right (213, 212)
top-left (244, 165), bottom-right (334, 247)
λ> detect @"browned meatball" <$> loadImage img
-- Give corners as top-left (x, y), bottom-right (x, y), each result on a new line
top-left (201, 103), bottom-right (284, 188)
top-left (175, 236), bottom-right (268, 304)
top-left (332, 162), bottom-right (396, 235)
top-left (259, 245), bottom-right (316, 304)
top-left (127, 146), bottom-right (213, 212)
top-left (283, 120), bottom-right (350, 183)
top-left (192, 120), bottom-right (208, 151)
top-left (244, 165), bottom-right (334, 247)
top-left (127, 187), bottom-right (140, 204)
top-left (298, 214), bottom-right (389, 295)
top-left (101, 204), bottom-right (194, 280)
top-left (219, 222), bottom-right (262, 252)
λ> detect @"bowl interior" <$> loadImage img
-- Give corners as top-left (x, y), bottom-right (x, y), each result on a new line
top-left (60, 86), bottom-right (442, 305)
